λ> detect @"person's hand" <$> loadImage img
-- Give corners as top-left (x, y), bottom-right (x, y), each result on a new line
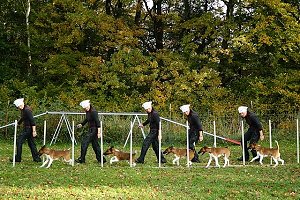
top-left (259, 130), bottom-right (264, 141)
top-left (97, 132), bottom-right (101, 139)
top-left (76, 124), bottom-right (82, 129)
top-left (32, 131), bottom-right (37, 137)
top-left (199, 131), bottom-right (203, 142)
top-left (138, 124), bottom-right (144, 128)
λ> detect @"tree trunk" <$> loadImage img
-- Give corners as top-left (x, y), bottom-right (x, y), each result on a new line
top-left (135, 0), bottom-right (142, 25)
top-left (154, 0), bottom-right (163, 50)
top-left (26, 0), bottom-right (32, 76)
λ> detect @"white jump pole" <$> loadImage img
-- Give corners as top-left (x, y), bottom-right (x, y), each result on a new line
top-left (158, 121), bottom-right (162, 168)
top-left (43, 120), bottom-right (47, 163)
top-left (129, 121), bottom-right (133, 167)
top-left (241, 121), bottom-right (245, 166)
top-left (13, 120), bottom-right (17, 167)
top-left (72, 121), bottom-right (75, 166)
top-left (100, 121), bottom-right (103, 167)
top-left (297, 118), bottom-right (299, 163)
top-left (213, 121), bottom-right (217, 147)
top-left (269, 120), bottom-right (272, 165)
top-left (186, 121), bottom-right (190, 167)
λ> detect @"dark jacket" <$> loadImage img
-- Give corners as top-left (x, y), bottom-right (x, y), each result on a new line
top-left (81, 106), bottom-right (100, 128)
top-left (244, 111), bottom-right (263, 132)
top-left (18, 105), bottom-right (35, 128)
top-left (143, 108), bottom-right (160, 130)
top-left (187, 110), bottom-right (203, 132)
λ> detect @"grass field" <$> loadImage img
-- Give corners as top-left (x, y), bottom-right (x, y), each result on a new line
top-left (0, 139), bottom-right (299, 200)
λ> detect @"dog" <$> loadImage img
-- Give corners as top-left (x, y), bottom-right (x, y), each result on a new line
top-left (198, 146), bottom-right (230, 168)
top-left (103, 146), bottom-right (136, 166)
top-left (248, 140), bottom-right (284, 167)
top-left (38, 145), bottom-right (72, 168)
top-left (163, 146), bottom-right (195, 166)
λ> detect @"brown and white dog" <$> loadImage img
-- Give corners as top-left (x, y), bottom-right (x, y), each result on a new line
top-left (103, 146), bottom-right (136, 166)
top-left (38, 145), bottom-right (72, 168)
top-left (198, 146), bottom-right (230, 168)
top-left (248, 140), bottom-right (284, 167)
top-left (163, 146), bottom-right (195, 166)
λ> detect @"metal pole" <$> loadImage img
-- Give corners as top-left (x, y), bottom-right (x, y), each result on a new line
top-left (158, 121), bottom-right (162, 168)
top-left (186, 121), bottom-right (190, 167)
top-left (213, 121), bottom-right (217, 147)
top-left (100, 121), bottom-right (103, 167)
top-left (72, 121), bottom-right (75, 166)
top-left (241, 121), bottom-right (245, 166)
top-left (43, 120), bottom-right (47, 163)
top-left (269, 120), bottom-right (272, 165)
top-left (123, 116), bottom-right (137, 148)
top-left (136, 115), bottom-right (146, 139)
top-left (130, 121), bottom-right (133, 167)
top-left (13, 120), bottom-right (17, 167)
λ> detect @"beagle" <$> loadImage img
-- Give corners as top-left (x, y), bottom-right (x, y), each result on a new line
top-left (38, 145), bottom-right (72, 168)
top-left (248, 140), bottom-right (284, 167)
top-left (198, 146), bottom-right (230, 168)
top-left (163, 146), bottom-right (195, 166)
top-left (103, 146), bottom-right (136, 166)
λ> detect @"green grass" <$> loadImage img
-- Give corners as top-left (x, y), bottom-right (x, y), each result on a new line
top-left (0, 140), bottom-right (299, 200)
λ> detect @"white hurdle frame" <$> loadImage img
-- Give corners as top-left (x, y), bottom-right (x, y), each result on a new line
top-left (72, 121), bottom-right (75, 166)
top-left (129, 121), bottom-right (134, 167)
top-left (186, 121), bottom-right (190, 167)
top-left (12, 120), bottom-right (17, 167)
top-left (100, 121), bottom-right (104, 167)
top-left (241, 121), bottom-right (245, 166)
top-left (213, 121), bottom-right (217, 148)
top-left (158, 121), bottom-right (162, 168)
top-left (4, 111), bottom-right (299, 168)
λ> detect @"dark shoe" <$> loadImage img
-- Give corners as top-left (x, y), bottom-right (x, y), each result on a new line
top-left (98, 159), bottom-right (107, 164)
top-left (9, 158), bottom-right (21, 163)
top-left (33, 158), bottom-right (42, 162)
top-left (237, 157), bottom-right (249, 162)
top-left (135, 159), bottom-right (144, 164)
top-left (160, 158), bottom-right (167, 164)
top-left (75, 158), bottom-right (85, 163)
top-left (191, 158), bottom-right (200, 163)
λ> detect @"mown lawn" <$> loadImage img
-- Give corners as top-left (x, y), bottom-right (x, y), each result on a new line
top-left (0, 140), bottom-right (299, 199)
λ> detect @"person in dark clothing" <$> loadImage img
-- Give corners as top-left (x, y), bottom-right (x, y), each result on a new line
top-left (237, 106), bottom-right (264, 161)
top-left (136, 101), bottom-right (167, 164)
top-left (10, 98), bottom-right (41, 162)
top-left (180, 104), bottom-right (204, 163)
top-left (75, 100), bottom-right (106, 164)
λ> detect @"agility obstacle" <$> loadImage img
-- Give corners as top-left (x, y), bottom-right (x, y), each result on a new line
top-left (1, 111), bottom-right (299, 167)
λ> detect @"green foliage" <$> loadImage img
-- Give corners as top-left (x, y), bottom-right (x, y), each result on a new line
top-left (0, 0), bottom-right (299, 136)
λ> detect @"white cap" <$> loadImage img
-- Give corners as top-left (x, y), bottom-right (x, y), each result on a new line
top-left (13, 98), bottom-right (24, 107)
top-left (180, 104), bottom-right (190, 113)
top-left (238, 106), bottom-right (248, 113)
top-left (80, 100), bottom-right (90, 109)
top-left (142, 101), bottom-right (152, 109)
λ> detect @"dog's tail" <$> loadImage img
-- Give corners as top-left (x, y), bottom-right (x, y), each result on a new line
top-left (275, 140), bottom-right (279, 150)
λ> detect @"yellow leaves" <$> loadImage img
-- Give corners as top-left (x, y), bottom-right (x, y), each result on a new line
top-left (259, 33), bottom-right (272, 45)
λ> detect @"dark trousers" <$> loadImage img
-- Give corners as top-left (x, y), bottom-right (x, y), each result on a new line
top-left (16, 127), bottom-right (40, 162)
top-left (241, 129), bottom-right (260, 160)
top-left (189, 131), bottom-right (199, 162)
top-left (79, 128), bottom-right (106, 162)
top-left (137, 130), bottom-right (166, 162)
